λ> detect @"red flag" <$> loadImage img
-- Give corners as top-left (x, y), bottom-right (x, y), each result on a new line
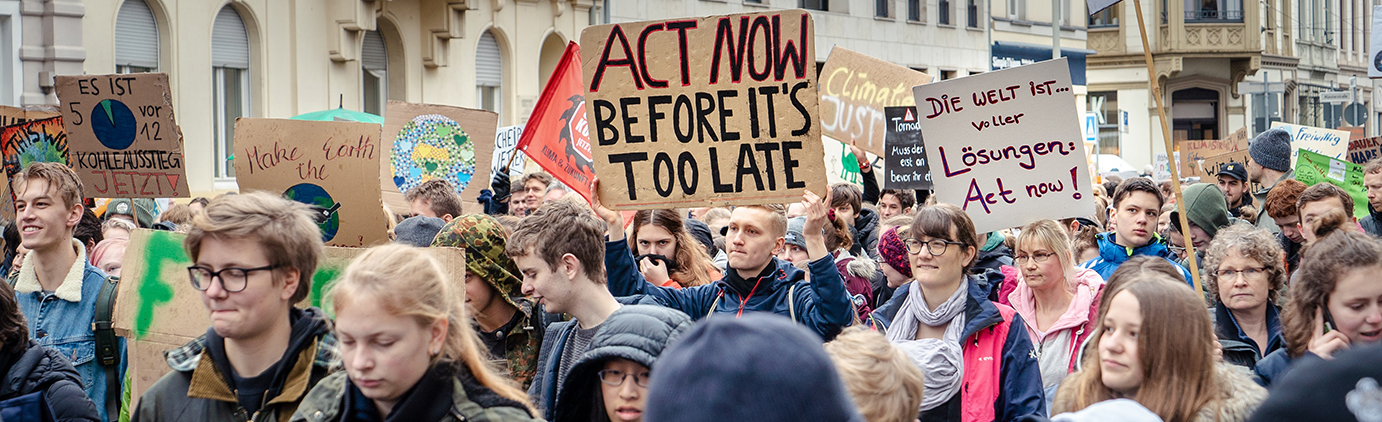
top-left (516, 41), bottom-right (595, 203)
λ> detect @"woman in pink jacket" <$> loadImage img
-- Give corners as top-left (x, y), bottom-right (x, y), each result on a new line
top-left (998, 219), bottom-right (1105, 391)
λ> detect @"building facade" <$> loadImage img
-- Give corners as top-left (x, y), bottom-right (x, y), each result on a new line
top-left (8, 0), bottom-right (599, 196)
top-left (1085, 0), bottom-right (1373, 170)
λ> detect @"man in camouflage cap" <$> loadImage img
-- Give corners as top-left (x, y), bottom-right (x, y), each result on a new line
top-left (432, 214), bottom-right (543, 388)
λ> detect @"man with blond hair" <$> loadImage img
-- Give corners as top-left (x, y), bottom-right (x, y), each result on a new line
top-left (11, 162), bottom-right (125, 421)
top-left (135, 192), bottom-right (335, 422)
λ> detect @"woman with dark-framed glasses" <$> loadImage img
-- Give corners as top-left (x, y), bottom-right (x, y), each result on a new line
top-left (869, 204), bottom-right (1045, 421)
top-left (551, 305), bottom-right (691, 422)
top-left (1201, 224), bottom-right (1287, 371)
top-left (994, 220), bottom-right (1105, 395)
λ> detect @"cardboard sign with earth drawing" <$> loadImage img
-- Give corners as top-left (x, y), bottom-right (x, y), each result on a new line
top-left (113, 229), bottom-right (465, 401)
top-left (380, 101), bottom-right (497, 215)
top-left (233, 118), bottom-right (390, 248)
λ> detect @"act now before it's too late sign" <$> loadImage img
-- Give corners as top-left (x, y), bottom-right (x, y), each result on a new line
top-left (912, 59), bottom-right (1092, 234)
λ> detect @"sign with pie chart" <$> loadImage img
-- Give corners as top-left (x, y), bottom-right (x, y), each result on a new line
top-left (90, 99), bottom-right (138, 150)
top-left (54, 73), bottom-right (189, 197)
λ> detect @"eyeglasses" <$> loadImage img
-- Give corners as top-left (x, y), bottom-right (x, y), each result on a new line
top-left (187, 265), bottom-right (281, 293)
top-left (903, 238), bottom-right (965, 256)
top-left (1215, 267), bottom-right (1267, 280)
top-left (597, 369), bottom-right (651, 387)
top-left (1014, 251), bottom-right (1055, 264)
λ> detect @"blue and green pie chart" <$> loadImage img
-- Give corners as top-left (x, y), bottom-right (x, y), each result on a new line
top-left (90, 99), bottom-right (137, 150)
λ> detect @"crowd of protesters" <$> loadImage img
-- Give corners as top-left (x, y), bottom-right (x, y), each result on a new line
top-left (0, 125), bottom-right (1376, 422)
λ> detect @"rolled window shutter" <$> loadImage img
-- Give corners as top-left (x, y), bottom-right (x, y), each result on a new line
top-left (115, 0), bottom-right (159, 69)
top-left (476, 31), bottom-right (502, 87)
top-left (212, 6), bottom-right (250, 69)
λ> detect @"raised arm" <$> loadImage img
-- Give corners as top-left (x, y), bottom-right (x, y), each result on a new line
top-left (797, 189), bottom-right (854, 338)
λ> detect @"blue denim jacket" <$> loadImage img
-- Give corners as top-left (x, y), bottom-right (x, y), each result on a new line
top-left (13, 239), bottom-right (127, 422)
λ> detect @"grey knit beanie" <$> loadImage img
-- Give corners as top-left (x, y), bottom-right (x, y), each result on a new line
top-left (393, 216), bottom-right (445, 247)
top-left (1248, 128), bottom-right (1293, 172)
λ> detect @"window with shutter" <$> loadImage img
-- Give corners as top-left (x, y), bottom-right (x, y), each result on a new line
top-left (362, 30), bottom-right (387, 116)
top-left (212, 6), bottom-right (251, 179)
top-left (115, 0), bottom-right (159, 72)
top-left (476, 31), bottom-right (503, 121)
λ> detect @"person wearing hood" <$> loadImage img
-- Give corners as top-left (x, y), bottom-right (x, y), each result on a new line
top-left (974, 231), bottom-right (1016, 300)
top-left (831, 183), bottom-right (881, 260)
top-left (1053, 273), bottom-right (1267, 422)
top-left (551, 305), bottom-right (691, 422)
top-left (0, 277), bottom-right (99, 422)
top-left (1361, 158), bottom-right (1382, 237)
top-left (596, 178), bottom-right (853, 341)
top-left (432, 214), bottom-right (543, 390)
top-left (869, 204), bottom-right (1045, 421)
top-left (1201, 225), bottom-right (1286, 371)
top-left (1079, 178), bottom-right (1194, 285)
top-left (996, 220), bottom-right (1106, 394)
top-left (1247, 128), bottom-right (1295, 234)
top-left (644, 313), bottom-right (865, 422)
top-left (292, 245), bottom-right (539, 422)
top-left (1217, 163), bottom-right (1256, 222)
top-left (135, 192), bottom-right (337, 422)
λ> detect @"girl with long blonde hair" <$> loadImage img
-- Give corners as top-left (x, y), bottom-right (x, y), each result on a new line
top-left (292, 244), bottom-right (539, 421)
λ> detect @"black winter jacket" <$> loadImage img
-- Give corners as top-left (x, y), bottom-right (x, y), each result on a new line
top-left (0, 340), bottom-right (99, 422)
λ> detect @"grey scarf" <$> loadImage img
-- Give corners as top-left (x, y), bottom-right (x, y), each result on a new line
top-left (888, 280), bottom-right (968, 411)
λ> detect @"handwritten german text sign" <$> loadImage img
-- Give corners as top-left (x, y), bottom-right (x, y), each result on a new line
top-left (820, 46), bottom-right (933, 158)
top-left (911, 59), bottom-right (1091, 233)
top-left (55, 73), bottom-right (189, 197)
top-left (1271, 122), bottom-right (1348, 168)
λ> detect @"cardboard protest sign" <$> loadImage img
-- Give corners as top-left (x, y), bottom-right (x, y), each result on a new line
top-left (1348, 136), bottom-right (1382, 165)
top-left (883, 106), bottom-right (932, 189)
top-left (1177, 128), bottom-right (1248, 178)
top-left (381, 101), bottom-right (497, 215)
top-left (820, 46), bottom-right (934, 158)
top-left (233, 118), bottom-right (388, 247)
top-left (911, 58), bottom-right (1091, 234)
top-left (492, 125), bottom-right (526, 181)
top-left (1295, 149), bottom-right (1369, 218)
top-left (582, 10), bottom-right (829, 209)
top-left (1271, 122), bottom-right (1349, 167)
top-left (54, 73), bottom-right (189, 198)
top-left (113, 229), bottom-right (465, 400)
top-left (0, 105), bottom-right (59, 128)
top-left (1, 116), bottom-right (68, 178)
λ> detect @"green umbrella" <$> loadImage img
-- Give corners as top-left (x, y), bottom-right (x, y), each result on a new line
top-left (290, 106), bottom-right (383, 124)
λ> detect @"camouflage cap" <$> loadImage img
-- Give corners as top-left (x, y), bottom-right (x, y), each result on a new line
top-left (432, 214), bottom-right (523, 309)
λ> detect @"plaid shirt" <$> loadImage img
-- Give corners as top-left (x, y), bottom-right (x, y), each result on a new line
top-left (165, 332), bottom-right (340, 373)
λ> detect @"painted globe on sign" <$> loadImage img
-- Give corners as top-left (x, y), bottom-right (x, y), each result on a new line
top-left (389, 114), bottom-right (477, 194)
top-left (283, 183), bottom-right (340, 242)
top-left (90, 99), bottom-right (139, 150)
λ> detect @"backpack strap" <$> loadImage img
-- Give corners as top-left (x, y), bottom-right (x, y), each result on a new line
top-left (93, 275), bottom-right (120, 421)
top-left (787, 283), bottom-right (797, 323)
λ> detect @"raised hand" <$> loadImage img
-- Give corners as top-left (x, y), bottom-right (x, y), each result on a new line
top-left (590, 177), bottom-right (625, 242)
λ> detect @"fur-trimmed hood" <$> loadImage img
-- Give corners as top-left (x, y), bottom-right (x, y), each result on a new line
top-left (1193, 363), bottom-right (1268, 422)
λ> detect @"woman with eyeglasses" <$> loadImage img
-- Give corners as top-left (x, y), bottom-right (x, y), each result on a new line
top-left (993, 220), bottom-right (1105, 395)
top-left (1200, 224), bottom-right (1286, 371)
top-left (291, 244), bottom-right (539, 422)
top-left (551, 305), bottom-right (691, 422)
top-left (870, 204), bottom-right (1045, 421)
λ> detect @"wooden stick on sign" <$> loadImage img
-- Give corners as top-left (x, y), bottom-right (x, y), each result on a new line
top-left (1130, 0), bottom-right (1204, 295)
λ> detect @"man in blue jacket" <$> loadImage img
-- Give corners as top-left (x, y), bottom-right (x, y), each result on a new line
top-left (1081, 177), bottom-right (1194, 284)
top-left (10, 163), bottom-right (125, 422)
top-left (593, 180), bottom-right (854, 340)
